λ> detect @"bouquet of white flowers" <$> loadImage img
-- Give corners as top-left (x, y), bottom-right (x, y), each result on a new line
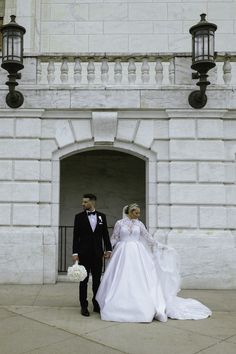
top-left (67, 261), bottom-right (87, 282)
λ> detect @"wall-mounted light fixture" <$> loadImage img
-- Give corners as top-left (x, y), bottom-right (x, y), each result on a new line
top-left (189, 13), bottom-right (217, 109)
top-left (1, 15), bottom-right (26, 108)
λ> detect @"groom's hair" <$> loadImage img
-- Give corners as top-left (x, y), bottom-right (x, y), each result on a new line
top-left (83, 193), bottom-right (97, 201)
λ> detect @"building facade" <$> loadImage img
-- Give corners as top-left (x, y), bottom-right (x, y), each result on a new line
top-left (0, 0), bottom-right (236, 288)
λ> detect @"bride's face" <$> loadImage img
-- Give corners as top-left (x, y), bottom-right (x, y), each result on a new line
top-left (129, 208), bottom-right (141, 219)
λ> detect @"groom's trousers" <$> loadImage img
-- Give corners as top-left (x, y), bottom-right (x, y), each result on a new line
top-left (79, 253), bottom-right (103, 309)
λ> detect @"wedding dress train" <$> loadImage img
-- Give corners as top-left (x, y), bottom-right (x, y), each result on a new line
top-left (96, 217), bottom-right (211, 323)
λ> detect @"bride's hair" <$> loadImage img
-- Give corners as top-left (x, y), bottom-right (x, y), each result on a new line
top-left (122, 203), bottom-right (140, 218)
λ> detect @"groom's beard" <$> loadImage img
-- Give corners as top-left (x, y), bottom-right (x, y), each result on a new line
top-left (82, 206), bottom-right (94, 211)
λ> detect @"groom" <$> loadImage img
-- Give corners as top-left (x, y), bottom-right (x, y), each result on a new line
top-left (72, 194), bottom-right (112, 316)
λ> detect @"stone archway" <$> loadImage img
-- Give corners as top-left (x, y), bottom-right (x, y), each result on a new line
top-left (51, 141), bottom-right (157, 277)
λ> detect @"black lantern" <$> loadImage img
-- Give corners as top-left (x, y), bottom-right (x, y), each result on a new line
top-left (1, 15), bottom-right (26, 108)
top-left (189, 13), bottom-right (217, 109)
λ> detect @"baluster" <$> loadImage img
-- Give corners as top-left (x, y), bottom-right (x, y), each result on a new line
top-left (223, 56), bottom-right (232, 85)
top-left (128, 58), bottom-right (136, 84)
top-left (36, 58), bottom-right (42, 83)
top-left (87, 59), bottom-right (95, 83)
top-left (141, 58), bottom-right (150, 83)
top-left (168, 57), bottom-right (175, 85)
top-left (60, 58), bottom-right (68, 83)
top-left (74, 58), bottom-right (82, 84)
top-left (47, 59), bottom-right (55, 84)
top-left (101, 58), bottom-right (109, 83)
top-left (155, 59), bottom-right (163, 85)
top-left (114, 58), bottom-right (122, 83)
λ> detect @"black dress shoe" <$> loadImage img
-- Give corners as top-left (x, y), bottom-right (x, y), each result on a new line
top-left (81, 308), bottom-right (90, 317)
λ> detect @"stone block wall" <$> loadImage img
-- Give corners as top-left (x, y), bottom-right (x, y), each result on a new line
top-left (5, 0), bottom-right (236, 53)
top-left (0, 106), bottom-right (235, 287)
top-left (0, 110), bottom-right (56, 283)
top-left (0, 1), bottom-right (235, 287)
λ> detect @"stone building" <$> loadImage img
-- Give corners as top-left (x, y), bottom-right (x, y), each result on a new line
top-left (0, 0), bottom-right (236, 288)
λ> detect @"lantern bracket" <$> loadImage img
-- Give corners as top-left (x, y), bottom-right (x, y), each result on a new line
top-left (192, 72), bottom-right (200, 80)
top-left (5, 72), bottom-right (24, 108)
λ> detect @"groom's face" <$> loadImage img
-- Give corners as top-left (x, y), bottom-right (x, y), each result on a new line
top-left (82, 198), bottom-right (95, 211)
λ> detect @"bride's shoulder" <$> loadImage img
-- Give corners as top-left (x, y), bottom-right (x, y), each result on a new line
top-left (115, 218), bottom-right (127, 226)
top-left (114, 219), bottom-right (122, 225)
top-left (137, 220), bottom-right (146, 228)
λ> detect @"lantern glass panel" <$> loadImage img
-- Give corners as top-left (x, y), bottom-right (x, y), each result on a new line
top-left (209, 31), bottom-right (214, 59)
top-left (7, 33), bottom-right (14, 59)
top-left (2, 32), bottom-right (7, 61)
top-left (12, 32), bottom-right (22, 60)
top-left (203, 34), bottom-right (209, 60)
top-left (195, 35), bottom-right (204, 61)
top-left (2, 30), bottom-right (22, 63)
top-left (194, 29), bottom-right (212, 62)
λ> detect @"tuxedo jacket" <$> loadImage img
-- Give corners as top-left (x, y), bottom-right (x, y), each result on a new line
top-left (72, 210), bottom-right (112, 258)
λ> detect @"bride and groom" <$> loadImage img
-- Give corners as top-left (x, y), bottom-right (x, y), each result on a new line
top-left (72, 194), bottom-right (211, 322)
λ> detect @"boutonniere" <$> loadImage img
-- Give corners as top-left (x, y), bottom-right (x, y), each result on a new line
top-left (98, 215), bottom-right (103, 225)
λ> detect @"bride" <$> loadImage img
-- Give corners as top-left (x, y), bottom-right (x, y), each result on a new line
top-left (96, 203), bottom-right (212, 323)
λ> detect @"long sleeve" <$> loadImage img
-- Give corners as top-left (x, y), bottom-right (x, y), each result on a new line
top-left (110, 220), bottom-right (121, 248)
top-left (139, 221), bottom-right (157, 249)
top-left (139, 221), bottom-right (171, 253)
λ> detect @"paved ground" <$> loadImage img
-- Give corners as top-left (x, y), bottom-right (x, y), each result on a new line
top-left (0, 283), bottom-right (236, 354)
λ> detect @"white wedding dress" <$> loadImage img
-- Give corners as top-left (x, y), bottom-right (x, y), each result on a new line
top-left (96, 217), bottom-right (212, 323)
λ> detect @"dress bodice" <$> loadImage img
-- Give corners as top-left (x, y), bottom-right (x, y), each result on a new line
top-left (119, 219), bottom-right (141, 241)
top-left (111, 217), bottom-right (156, 247)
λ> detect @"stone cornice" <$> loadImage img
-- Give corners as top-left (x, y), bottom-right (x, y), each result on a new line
top-left (23, 52), bottom-right (236, 61)
top-left (0, 109), bottom-right (45, 118)
top-left (166, 109), bottom-right (229, 119)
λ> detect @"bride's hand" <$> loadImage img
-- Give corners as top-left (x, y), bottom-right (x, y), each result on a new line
top-left (104, 251), bottom-right (112, 259)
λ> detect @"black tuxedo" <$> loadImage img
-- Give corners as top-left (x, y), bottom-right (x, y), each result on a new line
top-left (72, 210), bottom-right (112, 309)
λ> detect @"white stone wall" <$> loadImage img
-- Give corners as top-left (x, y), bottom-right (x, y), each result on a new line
top-left (5, 0), bottom-right (236, 53)
top-left (0, 1), bottom-right (236, 287)
top-left (0, 107), bottom-right (235, 287)
top-left (0, 110), bottom-right (56, 283)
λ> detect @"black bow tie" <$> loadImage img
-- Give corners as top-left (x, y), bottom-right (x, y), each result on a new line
top-left (87, 211), bottom-right (96, 216)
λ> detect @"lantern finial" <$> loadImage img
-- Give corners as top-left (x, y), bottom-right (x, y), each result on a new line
top-left (200, 13), bottom-right (206, 22)
top-left (10, 15), bottom-right (16, 22)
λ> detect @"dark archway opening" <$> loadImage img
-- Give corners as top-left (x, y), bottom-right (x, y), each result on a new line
top-left (58, 150), bottom-right (146, 272)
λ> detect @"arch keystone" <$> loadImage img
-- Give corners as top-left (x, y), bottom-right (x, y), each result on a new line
top-left (92, 112), bottom-right (117, 144)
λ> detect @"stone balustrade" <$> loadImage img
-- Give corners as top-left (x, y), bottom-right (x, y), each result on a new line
top-left (30, 52), bottom-right (236, 87)
top-left (0, 52), bottom-right (235, 88)
top-left (35, 54), bottom-right (174, 86)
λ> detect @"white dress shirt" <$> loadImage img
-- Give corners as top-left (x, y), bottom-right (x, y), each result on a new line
top-left (87, 210), bottom-right (97, 232)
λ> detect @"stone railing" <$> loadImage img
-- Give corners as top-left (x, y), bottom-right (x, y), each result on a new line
top-left (33, 52), bottom-right (236, 87)
top-left (35, 53), bottom-right (174, 86)
top-left (31, 52), bottom-right (236, 87)
top-left (1, 52), bottom-right (236, 88)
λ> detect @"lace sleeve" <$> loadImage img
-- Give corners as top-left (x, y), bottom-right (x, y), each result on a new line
top-left (139, 221), bottom-right (157, 248)
top-left (110, 220), bottom-right (121, 248)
